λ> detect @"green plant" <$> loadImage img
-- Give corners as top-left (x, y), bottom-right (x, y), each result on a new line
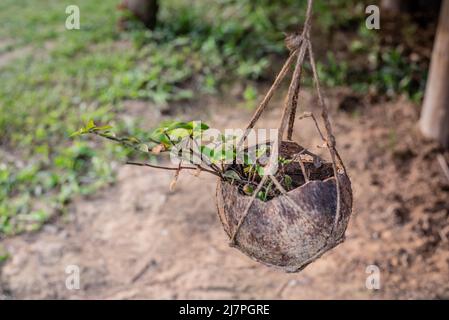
top-left (72, 119), bottom-right (307, 201)
top-left (317, 52), bottom-right (349, 87)
top-left (317, 46), bottom-right (427, 102)
top-left (0, 252), bottom-right (9, 264)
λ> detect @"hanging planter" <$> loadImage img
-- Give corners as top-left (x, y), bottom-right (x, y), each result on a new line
top-left (72, 0), bottom-right (352, 273)
top-left (216, 141), bottom-right (352, 272)
top-left (213, 0), bottom-right (353, 272)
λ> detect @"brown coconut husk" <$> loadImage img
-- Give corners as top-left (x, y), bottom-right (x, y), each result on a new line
top-left (216, 141), bottom-right (352, 272)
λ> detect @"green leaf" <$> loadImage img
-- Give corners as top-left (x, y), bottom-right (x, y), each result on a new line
top-left (124, 136), bottom-right (141, 144)
top-left (86, 120), bottom-right (96, 130)
top-left (243, 153), bottom-right (252, 166)
top-left (212, 148), bottom-right (235, 163)
top-left (257, 191), bottom-right (265, 201)
top-left (138, 144), bottom-right (149, 153)
top-left (243, 85), bottom-right (257, 101)
top-left (190, 121), bottom-right (209, 131)
top-left (70, 129), bottom-right (83, 137)
top-left (224, 170), bottom-right (240, 181)
top-left (93, 125), bottom-right (113, 132)
top-left (151, 131), bottom-right (172, 148)
top-left (242, 184), bottom-right (254, 195)
top-left (165, 121), bottom-right (193, 131)
top-left (200, 146), bottom-right (214, 159)
top-left (256, 165), bottom-right (265, 176)
top-left (70, 121), bottom-right (112, 138)
top-left (284, 175), bottom-right (293, 189)
top-left (256, 146), bottom-right (268, 158)
top-left (167, 128), bottom-right (191, 141)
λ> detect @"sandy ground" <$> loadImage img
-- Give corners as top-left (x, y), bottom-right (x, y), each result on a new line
top-left (1, 88), bottom-right (448, 299)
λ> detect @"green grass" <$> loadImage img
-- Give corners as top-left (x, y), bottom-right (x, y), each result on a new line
top-left (316, 20), bottom-right (428, 103)
top-left (0, 0), bottom-right (134, 235)
top-left (0, 244), bottom-right (9, 264)
top-left (0, 253), bottom-right (9, 264)
top-left (0, 0), bottom-right (309, 236)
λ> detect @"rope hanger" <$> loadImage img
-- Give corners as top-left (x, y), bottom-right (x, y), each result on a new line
top-left (230, 0), bottom-right (347, 245)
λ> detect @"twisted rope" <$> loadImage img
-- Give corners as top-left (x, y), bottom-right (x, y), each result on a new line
top-left (230, 0), bottom-right (346, 245)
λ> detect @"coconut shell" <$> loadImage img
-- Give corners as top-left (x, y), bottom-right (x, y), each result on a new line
top-left (215, 141), bottom-right (353, 273)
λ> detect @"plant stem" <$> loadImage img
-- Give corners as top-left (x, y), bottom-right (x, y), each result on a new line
top-left (126, 161), bottom-right (221, 177)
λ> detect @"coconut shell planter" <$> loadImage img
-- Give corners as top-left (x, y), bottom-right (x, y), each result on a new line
top-left (216, 141), bottom-right (352, 272)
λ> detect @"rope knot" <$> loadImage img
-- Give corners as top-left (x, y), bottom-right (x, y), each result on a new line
top-left (284, 32), bottom-right (303, 52)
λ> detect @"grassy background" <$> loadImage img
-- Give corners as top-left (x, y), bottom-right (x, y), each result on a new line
top-left (0, 0), bottom-right (429, 236)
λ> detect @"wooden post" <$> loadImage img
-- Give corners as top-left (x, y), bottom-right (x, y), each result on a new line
top-left (420, 0), bottom-right (449, 148)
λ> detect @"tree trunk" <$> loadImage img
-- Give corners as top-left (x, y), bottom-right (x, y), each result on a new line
top-left (121, 0), bottom-right (159, 30)
top-left (420, 0), bottom-right (449, 148)
top-left (381, 0), bottom-right (405, 13)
